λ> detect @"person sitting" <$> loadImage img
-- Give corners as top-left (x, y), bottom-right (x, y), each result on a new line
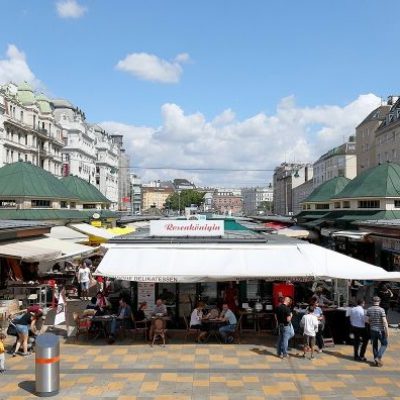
top-left (218, 303), bottom-right (237, 344)
top-left (190, 302), bottom-right (208, 342)
top-left (134, 302), bottom-right (147, 322)
top-left (108, 297), bottom-right (132, 344)
top-left (152, 299), bottom-right (167, 316)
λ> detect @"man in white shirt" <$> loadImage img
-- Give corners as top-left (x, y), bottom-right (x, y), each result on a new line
top-left (350, 299), bottom-right (368, 361)
top-left (300, 306), bottom-right (319, 359)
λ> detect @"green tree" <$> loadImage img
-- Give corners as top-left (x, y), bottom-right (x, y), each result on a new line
top-left (165, 189), bottom-right (205, 211)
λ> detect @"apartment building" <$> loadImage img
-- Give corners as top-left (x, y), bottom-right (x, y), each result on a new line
top-left (313, 138), bottom-right (357, 187)
top-left (212, 189), bottom-right (243, 215)
top-left (242, 186), bottom-right (273, 215)
top-left (142, 187), bottom-right (174, 210)
top-left (0, 82), bottom-right (63, 176)
top-left (273, 163), bottom-right (313, 216)
top-left (356, 103), bottom-right (391, 174)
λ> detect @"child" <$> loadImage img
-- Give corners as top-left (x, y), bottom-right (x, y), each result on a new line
top-left (300, 306), bottom-right (319, 359)
top-left (0, 332), bottom-right (6, 373)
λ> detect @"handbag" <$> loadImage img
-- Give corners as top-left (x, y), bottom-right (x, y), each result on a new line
top-left (288, 323), bottom-right (295, 339)
top-left (7, 322), bottom-right (17, 336)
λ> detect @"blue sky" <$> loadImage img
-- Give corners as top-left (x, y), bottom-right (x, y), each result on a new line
top-left (0, 1), bottom-right (398, 185)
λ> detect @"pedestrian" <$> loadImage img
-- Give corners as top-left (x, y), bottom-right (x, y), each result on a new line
top-left (349, 299), bottom-right (368, 362)
top-left (0, 332), bottom-right (6, 373)
top-left (275, 296), bottom-right (293, 359)
top-left (377, 284), bottom-right (393, 318)
top-left (310, 299), bottom-right (325, 353)
top-left (300, 306), bottom-right (319, 359)
top-left (77, 260), bottom-right (92, 300)
top-left (366, 296), bottom-right (389, 367)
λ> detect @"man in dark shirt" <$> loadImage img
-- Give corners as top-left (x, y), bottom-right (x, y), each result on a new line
top-left (275, 296), bottom-right (293, 358)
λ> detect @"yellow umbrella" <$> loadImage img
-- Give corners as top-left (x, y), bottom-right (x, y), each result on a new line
top-left (106, 226), bottom-right (135, 236)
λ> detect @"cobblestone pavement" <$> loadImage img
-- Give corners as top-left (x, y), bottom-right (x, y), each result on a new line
top-left (1, 328), bottom-right (400, 400)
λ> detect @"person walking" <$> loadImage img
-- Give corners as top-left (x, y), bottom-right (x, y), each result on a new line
top-left (77, 261), bottom-right (92, 300)
top-left (310, 299), bottom-right (325, 353)
top-left (300, 306), bottom-right (319, 359)
top-left (366, 296), bottom-right (389, 367)
top-left (275, 296), bottom-right (293, 359)
top-left (349, 299), bottom-right (368, 361)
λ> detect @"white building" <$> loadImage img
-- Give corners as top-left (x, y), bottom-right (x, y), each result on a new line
top-left (313, 138), bottom-right (356, 188)
top-left (0, 82), bottom-right (64, 176)
top-left (130, 174), bottom-right (142, 214)
top-left (273, 163), bottom-right (313, 216)
top-left (242, 187), bottom-right (273, 214)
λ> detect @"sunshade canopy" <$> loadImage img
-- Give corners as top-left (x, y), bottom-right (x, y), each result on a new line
top-left (46, 226), bottom-right (88, 243)
top-left (95, 241), bottom-right (400, 283)
top-left (70, 223), bottom-right (116, 240)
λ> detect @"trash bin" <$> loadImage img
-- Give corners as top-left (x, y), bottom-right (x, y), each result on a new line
top-left (35, 333), bottom-right (60, 397)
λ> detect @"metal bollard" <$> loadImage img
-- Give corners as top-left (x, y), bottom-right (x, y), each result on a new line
top-left (35, 333), bottom-right (60, 397)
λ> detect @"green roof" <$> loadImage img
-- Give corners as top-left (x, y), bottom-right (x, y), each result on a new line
top-left (17, 81), bottom-right (35, 105)
top-left (36, 93), bottom-right (52, 113)
top-left (304, 177), bottom-right (350, 203)
top-left (61, 175), bottom-right (111, 203)
top-left (223, 219), bottom-right (248, 231)
top-left (295, 211), bottom-right (330, 220)
top-left (333, 162), bottom-right (400, 199)
top-left (0, 162), bottom-right (78, 200)
top-left (0, 209), bottom-right (119, 221)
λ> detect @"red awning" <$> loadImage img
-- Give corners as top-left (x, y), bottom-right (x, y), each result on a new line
top-left (264, 222), bottom-right (289, 230)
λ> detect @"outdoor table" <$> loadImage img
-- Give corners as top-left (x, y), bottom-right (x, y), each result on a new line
top-left (202, 318), bottom-right (225, 343)
top-left (239, 311), bottom-right (274, 334)
top-left (91, 314), bottom-right (113, 340)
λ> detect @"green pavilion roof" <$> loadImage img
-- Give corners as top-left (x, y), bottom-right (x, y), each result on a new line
top-left (61, 175), bottom-right (110, 203)
top-left (333, 162), bottom-right (400, 199)
top-left (304, 177), bottom-right (350, 203)
top-left (0, 162), bottom-right (78, 200)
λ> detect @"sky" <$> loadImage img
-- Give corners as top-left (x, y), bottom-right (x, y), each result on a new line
top-left (0, 0), bottom-right (398, 187)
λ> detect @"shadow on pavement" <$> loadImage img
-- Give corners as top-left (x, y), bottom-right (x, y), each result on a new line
top-left (18, 380), bottom-right (36, 396)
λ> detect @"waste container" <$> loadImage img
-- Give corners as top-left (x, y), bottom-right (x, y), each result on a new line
top-left (35, 333), bottom-right (60, 397)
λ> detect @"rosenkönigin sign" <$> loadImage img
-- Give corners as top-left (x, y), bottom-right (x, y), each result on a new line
top-left (150, 220), bottom-right (224, 237)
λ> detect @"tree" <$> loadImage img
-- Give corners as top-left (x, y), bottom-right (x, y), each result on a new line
top-left (165, 189), bottom-right (205, 211)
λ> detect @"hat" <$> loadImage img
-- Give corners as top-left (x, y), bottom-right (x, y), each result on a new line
top-left (84, 258), bottom-right (92, 267)
top-left (372, 296), bottom-right (381, 304)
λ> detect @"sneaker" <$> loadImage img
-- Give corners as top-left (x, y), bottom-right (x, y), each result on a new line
top-left (12, 353), bottom-right (16, 358)
top-left (317, 349), bottom-right (323, 353)
top-left (359, 357), bottom-right (367, 362)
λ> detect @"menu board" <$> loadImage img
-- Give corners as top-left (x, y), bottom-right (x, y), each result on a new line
top-left (137, 282), bottom-right (155, 317)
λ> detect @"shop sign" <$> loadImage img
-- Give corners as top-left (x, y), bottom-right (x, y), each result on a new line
top-left (150, 220), bottom-right (224, 237)
top-left (138, 282), bottom-right (155, 316)
top-left (382, 237), bottom-right (400, 252)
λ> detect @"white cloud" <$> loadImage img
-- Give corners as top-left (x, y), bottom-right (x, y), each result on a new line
top-left (101, 94), bottom-right (381, 187)
top-left (56, 0), bottom-right (87, 19)
top-left (116, 52), bottom-right (190, 83)
top-left (0, 44), bottom-right (39, 86)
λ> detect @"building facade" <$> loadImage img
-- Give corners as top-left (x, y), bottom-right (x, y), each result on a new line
top-left (142, 187), bottom-right (174, 211)
top-left (313, 138), bottom-right (356, 188)
top-left (0, 82), bottom-right (64, 176)
top-left (273, 163), bottom-right (313, 216)
top-left (242, 187), bottom-right (273, 215)
top-left (292, 179), bottom-right (314, 215)
top-left (130, 174), bottom-right (142, 214)
top-left (356, 104), bottom-right (391, 174)
top-left (212, 190), bottom-right (243, 215)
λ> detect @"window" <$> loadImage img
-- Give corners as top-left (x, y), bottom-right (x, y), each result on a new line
top-left (70, 202), bottom-right (76, 209)
top-left (60, 201), bottom-right (68, 208)
top-left (0, 200), bottom-right (16, 208)
top-left (316, 203), bottom-right (330, 210)
top-left (31, 199), bottom-right (51, 208)
top-left (306, 204), bottom-right (311, 210)
top-left (358, 200), bottom-right (380, 209)
top-left (343, 201), bottom-right (350, 208)
top-left (83, 204), bottom-right (96, 209)
top-left (334, 202), bottom-right (341, 209)
top-left (394, 200), bottom-right (400, 208)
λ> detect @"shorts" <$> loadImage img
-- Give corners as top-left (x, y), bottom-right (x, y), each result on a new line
top-left (15, 324), bottom-right (29, 335)
top-left (80, 281), bottom-right (89, 290)
top-left (303, 334), bottom-right (316, 349)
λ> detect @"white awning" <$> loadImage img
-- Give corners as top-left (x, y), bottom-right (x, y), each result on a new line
top-left (69, 223), bottom-right (116, 240)
top-left (46, 226), bottom-right (88, 243)
top-left (25, 237), bottom-right (97, 260)
top-left (0, 240), bottom-right (61, 262)
top-left (277, 226), bottom-right (318, 240)
top-left (331, 230), bottom-right (370, 241)
top-left (95, 242), bottom-right (400, 282)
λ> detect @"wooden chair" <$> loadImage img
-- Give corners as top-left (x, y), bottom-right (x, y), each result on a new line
top-left (183, 315), bottom-right (199, 342)
top-left (231, 313), bottom-right (243, 344)
top-left (151, 318), bottom-right (166, 346)
top-left (133, 318), bottom-right (149, 341)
